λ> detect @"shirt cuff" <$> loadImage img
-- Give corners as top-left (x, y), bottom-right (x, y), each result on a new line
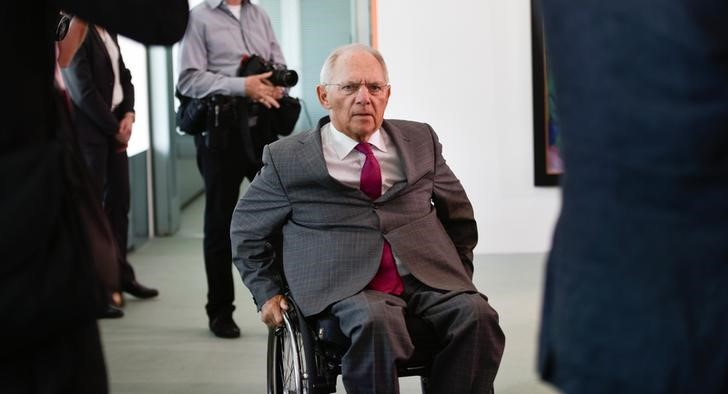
top-left (223, 76), bottom-right (247, 97)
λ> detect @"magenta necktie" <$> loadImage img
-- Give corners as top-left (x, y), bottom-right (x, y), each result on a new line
top-left (355, 142), bottom-right (404, 296)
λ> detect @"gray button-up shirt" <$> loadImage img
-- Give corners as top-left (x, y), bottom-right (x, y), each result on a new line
top-left (177, 0), bottom-right (285, 98)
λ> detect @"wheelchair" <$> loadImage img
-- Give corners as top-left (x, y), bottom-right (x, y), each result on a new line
top-left (267, 295), bottom-right (440, 394)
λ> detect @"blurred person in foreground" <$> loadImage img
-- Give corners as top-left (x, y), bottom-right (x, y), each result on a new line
top-left (0, 1), bottom-right (187, 392)
top-left (231, 43), bottom-right (505, 394)
top-left (537, 1), bottom-right (728, 393)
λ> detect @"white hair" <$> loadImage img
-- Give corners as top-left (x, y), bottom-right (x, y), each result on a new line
top-left (319, 43), bottom-right (389, 85)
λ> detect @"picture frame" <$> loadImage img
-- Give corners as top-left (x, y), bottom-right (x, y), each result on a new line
top-left (531, 0), bottom-right (562, 186)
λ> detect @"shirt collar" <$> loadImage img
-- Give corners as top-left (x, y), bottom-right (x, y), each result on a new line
top-left (206, 0), bottom-right (248, 8)
top-left (325, 122), bottom-right (387, 160)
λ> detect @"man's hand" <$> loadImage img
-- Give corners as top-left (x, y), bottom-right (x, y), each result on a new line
top-left (260, 294), bottom-right (289, 328)
top-left (115, 112), bottom-right (134, 151)
top-left (245, 72), bottom-right (285, 109)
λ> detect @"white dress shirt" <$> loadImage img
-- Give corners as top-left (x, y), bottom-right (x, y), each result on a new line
top-left (321, 122), bottom-right (405, 195)
top-left (321, 121), bottom-right (410, 275)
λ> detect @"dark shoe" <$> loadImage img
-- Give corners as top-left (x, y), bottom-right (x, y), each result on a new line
top-left (97, 304), bottom-right (124, 319)
top-left (209, 315), bottom-right (241, 338)
top-left (122, 280), bottom-right (159, 299)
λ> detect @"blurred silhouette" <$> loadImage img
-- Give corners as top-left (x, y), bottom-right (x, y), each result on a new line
top-left (1, 1), bottom-right (187, 392)
top-left (537, 1), bottom-right (728, 393)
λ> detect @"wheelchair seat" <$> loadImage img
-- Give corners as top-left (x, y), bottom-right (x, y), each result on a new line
top-left (267, 296), bottom-right (438, 394)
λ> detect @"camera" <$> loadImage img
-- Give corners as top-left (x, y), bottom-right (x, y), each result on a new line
top-left (237, 54), bottom-right (298, 88)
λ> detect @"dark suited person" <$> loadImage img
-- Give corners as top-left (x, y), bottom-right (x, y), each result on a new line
top-left (176, 0), bottom-right (287, 338)
top-left (537, 1), bottom-right (728, 393)
top-left (231, 43), bottom-right (505, 394)
top-left (1, 1), bottom-right (187, 393)
top-left (62, 24), bottom-right (159, 315)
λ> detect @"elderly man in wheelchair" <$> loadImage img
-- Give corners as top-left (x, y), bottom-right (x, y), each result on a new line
top-left (231, 43), bottom-right (505, 394)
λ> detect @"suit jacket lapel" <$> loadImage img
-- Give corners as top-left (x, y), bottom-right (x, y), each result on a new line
top-left (295, 116), bottom-right (353, 192)
top-left (380, 119), bottom-right (412, 200)
top-left (298, 117), bottom-right (420, 199)
top-left (89, 26), bottom-right (113, 72)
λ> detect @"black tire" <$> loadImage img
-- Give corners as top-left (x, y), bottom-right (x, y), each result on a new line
top-left (267, 309), bottom-right (313, 394)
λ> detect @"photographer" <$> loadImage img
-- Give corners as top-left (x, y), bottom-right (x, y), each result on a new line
top-left (176, 0), bottom-right (289, 339)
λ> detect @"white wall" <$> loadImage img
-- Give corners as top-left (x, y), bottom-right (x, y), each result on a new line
top-left (377, 0), bottom-right (560, 254)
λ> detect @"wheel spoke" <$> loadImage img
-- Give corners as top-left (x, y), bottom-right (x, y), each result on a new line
top-left (271, 309), bottom-right (308, 394)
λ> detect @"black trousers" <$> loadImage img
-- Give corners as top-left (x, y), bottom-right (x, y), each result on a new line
top-left (0, 319), bottom-right (108, 394)
top-left (194, 125), bottom-right (259, 320)
top-left (79, 141), bottom-right (136, 288)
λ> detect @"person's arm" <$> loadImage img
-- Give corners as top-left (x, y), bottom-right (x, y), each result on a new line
top-left (114, 41), bottom-right (135, 150)
top-left (115, 35), bottom-right (134, 116)
top-left (54, 0), bottom-right (188, 46)
top-left (57, 16), bottom-right (87, 68)
top-left (429, 125), bottom-right (478, 277)
top-left (61, 33), bottom-right (120, 137)
top-left (176, 13), bottom-right (246, 98)
top-left (116, 34), bottom-right (135, 144)
top-left (230, 144), bottom-right (292, 326)
top-left (176, 10), bottom-right (281, 108)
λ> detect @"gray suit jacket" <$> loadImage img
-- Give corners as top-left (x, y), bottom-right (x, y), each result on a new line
top-left (231, 117), bottom-right (478, 317)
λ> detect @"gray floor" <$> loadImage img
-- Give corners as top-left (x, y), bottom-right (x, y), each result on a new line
top-left (101, 196), bottom-right (559, 394)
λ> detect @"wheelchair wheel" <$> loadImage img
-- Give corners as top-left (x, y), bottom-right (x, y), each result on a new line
top-left (267, 310), bottom-right (313, 394)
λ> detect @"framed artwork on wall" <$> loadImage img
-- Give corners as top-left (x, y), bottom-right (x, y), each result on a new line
top-left (531, 0), bottom-right (562, 186)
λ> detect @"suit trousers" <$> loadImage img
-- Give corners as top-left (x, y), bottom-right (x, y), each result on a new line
top-left (330, 275), bottom-right (505, 394)
top-left (79, 141), bottom-right (135, 288)
top-left (194, 125), bottom-right (259, 320)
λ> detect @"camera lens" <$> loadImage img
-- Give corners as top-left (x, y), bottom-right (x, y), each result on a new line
top-left (271, 70), bottom-right (299, 88)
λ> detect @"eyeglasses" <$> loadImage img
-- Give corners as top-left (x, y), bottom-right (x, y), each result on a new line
top-left (324, 81), bottom-right (390, 96)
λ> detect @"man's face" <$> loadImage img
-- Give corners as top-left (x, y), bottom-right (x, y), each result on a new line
top-left (316, 51), bottom-right (390, 141)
